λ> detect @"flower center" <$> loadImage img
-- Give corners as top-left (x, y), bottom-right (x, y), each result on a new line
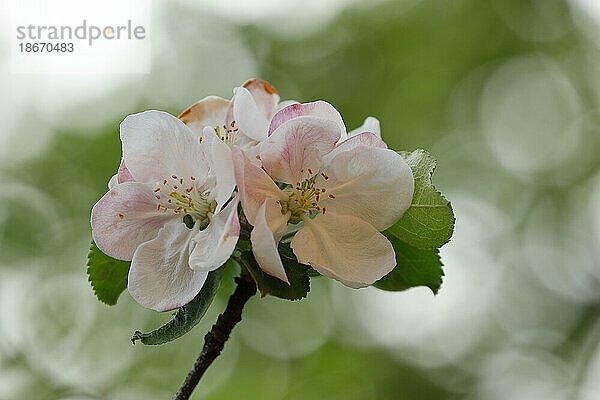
top-left (213, 120), bottom-right (239, 146)
top-left (282, 170), bottom-right (333, 224)
top-left (154, 175), bottom-right (216, 229)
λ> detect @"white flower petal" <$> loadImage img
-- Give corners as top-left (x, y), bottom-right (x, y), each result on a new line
top-left (260, 116), bottom-right (341, 184)
top-left (291, 213), bottom-right (396, 288)
top-left (264, 198), bottom-right (291, 237)
top-left (120, 110), bottom-right (208, 184)
top-left (108, 159), bottom-right (134, 189)
top-left (238, 141), bottom-right (262, 166)
top-left (118, 159), bottom-right (134, 182)
top-left (268, 101), bottom-right (346, 138)
top-left (232, 147), bottom-right (284, 225)
top-left (128, 222), bottom-right (208, 312)
top-left (240, 78), bottom-right (280, 119)
top-left (319, 145), bottom-right (414, 231)
top-left (347, 116), bottom-right (381, 138)
top-left (199, 125), bottom-right (219, 148)
top-left (274, 100), bottom-right (299, 113)
top-left (91, 182), bottom-right (174, 261)
top-left (324, 132), bottom-right (387, 164)
top-left (233, 87), bottom-right (270, 142)
top-left (340, 131), bottom-right (387, 149)
top-left (189, 196), bottom-right (240, 272)
top-left (251, 200), bottom-right (289, 283)
top-left (202, 127), bottom-right (236, 211)
top-left (108, 174), bottom-right (118, 190)
top-left (179, 96), bottom-right (230, 136)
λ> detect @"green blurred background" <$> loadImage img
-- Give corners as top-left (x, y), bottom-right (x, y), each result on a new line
top-left (1, 0), bottom-right (600, 399)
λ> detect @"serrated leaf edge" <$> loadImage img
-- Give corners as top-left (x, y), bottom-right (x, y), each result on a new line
top-left (87, 242), bottom-right (129, 306)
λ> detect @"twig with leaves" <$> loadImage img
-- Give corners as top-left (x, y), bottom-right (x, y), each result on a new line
top-left (86, 78), bottom-right (455, 399)
top-left (173, 274), bottom-right (256, 400)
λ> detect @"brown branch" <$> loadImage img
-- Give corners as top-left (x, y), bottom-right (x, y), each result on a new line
top-left (173, 275), bottom-right (257, 400)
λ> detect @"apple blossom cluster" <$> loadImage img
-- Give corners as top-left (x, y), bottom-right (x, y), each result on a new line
top-left (90, 79), bottom-right (415, 312)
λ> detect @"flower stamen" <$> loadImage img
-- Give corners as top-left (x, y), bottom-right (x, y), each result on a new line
top-left (154, 174), bottom-right (217, 229)
top-left (213, 121), bottom-right (239, 146)
top-left (283, 172), bottom-right (334, 223)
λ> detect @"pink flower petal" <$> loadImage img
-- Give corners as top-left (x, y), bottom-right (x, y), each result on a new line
top-left (107, 174), bottom-right (118, 190)
top-left (338, 131), bottom-right (387, 150)
top-left (251, 199), bottom-right (289, 283)
top-left (232, 146), bottom-right (284, 225)
top-left (260, 116), bottom-right (340, 184)
top-left (347, 116), bottom-right (381, 139)
top-left (202, 127), bottom-right (236, 212)
top-left (120, 110), bottom-right (208, 185)
top-left (319, 145), bottom-right (414, 231)
top-left (189, 196), bottom-right (240, 272)
top-left (128, 222), bottom-right (208, 312)
top-left (233, 87), bottom-right (270, 141)
top-left (117, 159), bottom-right (134, 184)
top-left (268, 101), bottom-right (346, 138)
top-left (324, 132), bottom-right (387, 164)
top-left (91, 182), bottom-right (175, 261)
top-left (179, 96), bottom-right (230, 136)
top-left (107, 159), bottom-right (134, 189)
top-left (291, 213), bottom-right (396, 288)
top-left (240, 78), bottom-right (280, 120)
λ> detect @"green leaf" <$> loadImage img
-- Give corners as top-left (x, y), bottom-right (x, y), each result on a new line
top-left (279, 241), bottom-right (321, 277)
top-left (237, 245), bottom-right (310, 301)
top-left (183, 214), bottom-right (195, 229)
top-left (235, 239), bottom-right (251, 253)
top-left (131, 268), bottom-right (223, 345)
top-left (374, 230), bottom-right (444, 294)
top-left (87, 241), bottom-right (130, 305)
top-left (306, 268), bottom-right (323, 278)
top-left (388, 149), bottom-right (455, 249)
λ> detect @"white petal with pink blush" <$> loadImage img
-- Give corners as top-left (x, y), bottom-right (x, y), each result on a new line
top-left (91, 110), bottom-right (239, 311)
top-left (128, 222), bottom-right (209, 312)
top-left (291, 213), bottom-right (396, 288)
top-left (347, 116), bottom-right (381, 139)
top-left (180, 79), bottom-right (282, 154)
top-left (189, 196), bottom-right (241, 272)
top-left (234, 101), bottom-right (414, 287)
